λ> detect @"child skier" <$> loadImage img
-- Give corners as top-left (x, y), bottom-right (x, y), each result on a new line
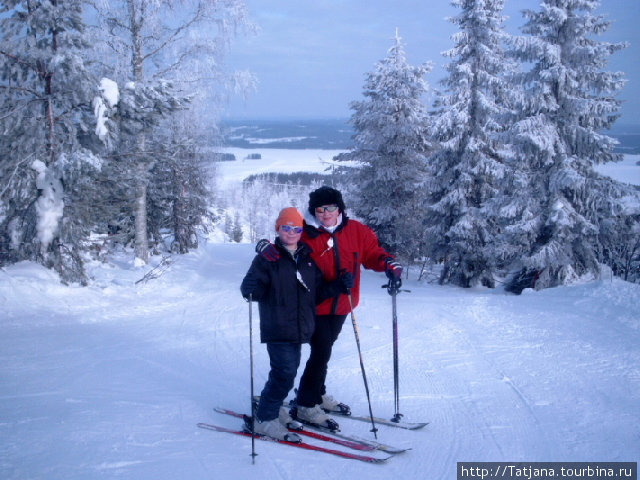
top-left (240, 207), bottom-right (352, 442)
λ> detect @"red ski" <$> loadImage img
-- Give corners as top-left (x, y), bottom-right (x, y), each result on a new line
top-left (197, 423), bottom-right (389, 464)
top-left (213, 407), bottom-right (375, 451)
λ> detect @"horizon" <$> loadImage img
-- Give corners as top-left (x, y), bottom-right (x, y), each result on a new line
top-left (220, 117), bottom-right (640, 132)
top-left (216, 118), bottom-right (640, 156)
top-left (225, 1), bottom-right (640, 126)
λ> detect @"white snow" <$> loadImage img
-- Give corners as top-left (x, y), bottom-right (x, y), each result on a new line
top-left (216, 147), bottom-right (345, 186)
top-left (595, 154), bottom-right (640, 186)
top-left (98, 78), bottom-right (120, 108)
top-left (93, 78), bottom-right (120, 143)
top-left (1, 152), bottom-right (639, 480)
top-left (93, 97), bottom-right (109, 141)
top-left (243, 135), bottom-right (314, 144)
top-left (31, 159), bottom-right (64, 252)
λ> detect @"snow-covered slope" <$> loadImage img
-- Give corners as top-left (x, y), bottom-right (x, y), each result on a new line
top-left (1, 151), bottom-right (639, 480)
top-left (2, 244), bottom-right (639, 479)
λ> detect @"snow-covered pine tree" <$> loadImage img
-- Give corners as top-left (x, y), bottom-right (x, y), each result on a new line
top-left (92, 77), bottom-right (190, 258)
top-left (231, 212), bottom-right (244, 243)
top-left (147, 117), bottom-right (213, 254)
top-left (504, 0), bottom-right (628, 292)
top-left (425, 0), bottom-right (515, 288)
top-left (90, 0), bottom-right (255, 264)
top-left (0, 0), bottom-right (99, 284)
top-left (591, 176), bottom-right (640, 284)
top-left (335, 30), bottom-right (432, 264)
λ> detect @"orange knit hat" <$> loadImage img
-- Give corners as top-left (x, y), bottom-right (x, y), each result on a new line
top-left (275, 207), bottom-right (303, 231)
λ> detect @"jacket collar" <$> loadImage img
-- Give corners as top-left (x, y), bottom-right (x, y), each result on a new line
top-left (303, 210), bottom-right (348, 238)
top-left (275, 236), bottom-right (311, 257)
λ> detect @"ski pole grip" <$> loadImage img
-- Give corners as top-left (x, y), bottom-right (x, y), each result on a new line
top-left (381, 282), bottom-right (411, 295)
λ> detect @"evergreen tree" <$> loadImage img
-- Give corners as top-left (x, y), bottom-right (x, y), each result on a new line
top-left (147, 118), bottom-right (213, 254)
top-left (336, 30), bottom-right (432, 263)
top-left (591, 177), bottom-right (640, 284)
top-left (90, 0), bottom-right (255, 264)
top-left (92, 77), bottom-right (190, 258)
top-left (0, 0), bottom-right (98, 284)
top-left (231, 212), bottom-right (243, 243)
top-left (426, 0), bottom-right (514, 288)
top-left (504, 0), bottom-right (628, 291)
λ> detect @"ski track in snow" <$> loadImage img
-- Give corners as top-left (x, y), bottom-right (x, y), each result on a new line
top-left (1, 152), bottom-right (639, 479)
top-left (2, 243), bottom-right (640, 480)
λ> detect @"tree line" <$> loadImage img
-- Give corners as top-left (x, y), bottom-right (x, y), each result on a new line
top-left (0, 0), bottom-right (255, 284)
top-left (2, 0), bottom-right (638, 292)
top-left (336, 0), bottom-right (640, 292)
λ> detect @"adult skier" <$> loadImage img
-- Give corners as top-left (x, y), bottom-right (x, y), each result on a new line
top-left (241, 207), bottom-right (353, 441)
top-left (256, 187), bottom-right (402, 429)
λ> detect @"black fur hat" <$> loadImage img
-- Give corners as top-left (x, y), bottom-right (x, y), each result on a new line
top-left (308, 186), bottom-right (346, 216)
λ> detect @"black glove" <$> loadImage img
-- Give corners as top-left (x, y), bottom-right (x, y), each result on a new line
top-left (385, 257), bottom-right (403, 280)
top-left (256, 239), bottom-right (280, 262)
top-left (241, 276), bottom-right (259, 300)
top-left (338, 271), bottom-right (354, 293)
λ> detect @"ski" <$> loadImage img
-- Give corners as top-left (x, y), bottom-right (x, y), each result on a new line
top-left (197, 423), bottom-right (389, 464)
top-left (292, 415), bottom-right (409, 454)
top-left (283, 394), bottom-right (427, 431)
top-left (297, 420), bottom-right (411, 454)
top-left (274, 398), bottom-right (410, 453)
top-left (213, 407), bottom-right (375, 452)
top-left (327, 411), bottom-right (428, 430)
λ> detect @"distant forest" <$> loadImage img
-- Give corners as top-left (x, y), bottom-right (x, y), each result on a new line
top-left (221, 119), bottom-right (640, 154)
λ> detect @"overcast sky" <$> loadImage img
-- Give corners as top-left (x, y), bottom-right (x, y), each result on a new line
top-left (224, 1), bottom-right (639, 126)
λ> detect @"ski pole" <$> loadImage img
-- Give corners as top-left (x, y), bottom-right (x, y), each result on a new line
top-left (248, 294), bottom-right (257, 464)
top-left (346, 292), bottom-right (378, 439)
top-left (382, 279), bottom-right (410, 423)
top-left (390, 285), bottom-right (402, 423)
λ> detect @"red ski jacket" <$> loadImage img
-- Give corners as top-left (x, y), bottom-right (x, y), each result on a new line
top-left (302, 214), bottom-right (390, 316)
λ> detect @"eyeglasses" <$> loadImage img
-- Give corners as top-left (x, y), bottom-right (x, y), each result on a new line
top-left (315, 205), bottom-right (339, 213)
top-left (280, 225), bottom-right (303, 234)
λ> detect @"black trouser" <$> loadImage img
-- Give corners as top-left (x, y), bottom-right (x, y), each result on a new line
top-left (296, 313), bottom-right (348, 408)
top-left (256, 342), bottom-right (301, 421)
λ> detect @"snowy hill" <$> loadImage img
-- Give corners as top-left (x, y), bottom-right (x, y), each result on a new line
top-left (1, 151), bottom-right (639, 480)
top-left (594, 154), bottom-right (640, 185)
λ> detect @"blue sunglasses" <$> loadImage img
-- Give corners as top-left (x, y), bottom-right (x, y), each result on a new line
top-left (280, 225), bottom-right (303, 234)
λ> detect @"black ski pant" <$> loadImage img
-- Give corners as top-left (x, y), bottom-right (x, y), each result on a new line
top-left (296, 313), bottom-right (347, 408)
top-left (256, 342), bottom-right (301, 422)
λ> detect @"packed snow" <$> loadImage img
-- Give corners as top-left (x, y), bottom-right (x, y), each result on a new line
top-left (1, 151), bottom-right (639, 480)
top-left (216, 147), bottom-right (345, 186)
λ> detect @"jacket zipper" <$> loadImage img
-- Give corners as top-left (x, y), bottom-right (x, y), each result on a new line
top-left (329, 232), bottom-right (341, 315)
top-left (293, 250), bottom-right (303, 343)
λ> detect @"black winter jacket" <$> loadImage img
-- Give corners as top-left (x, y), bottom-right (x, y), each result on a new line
top-left (240, 239), bottom-right (337, 344)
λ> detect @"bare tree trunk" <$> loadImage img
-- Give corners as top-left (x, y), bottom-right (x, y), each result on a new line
top-left (41, 0), bottom-right (59, 258)
top-left (134, 164), bottom-right (149, 263)
top-left (129, 0), bottom-right (149, 264)
top-left (132, 125), bottom-right (150, 263)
